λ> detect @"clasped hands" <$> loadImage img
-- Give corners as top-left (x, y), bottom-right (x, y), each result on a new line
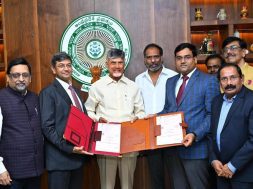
top-left (212, 160), bottom-right (234, 179)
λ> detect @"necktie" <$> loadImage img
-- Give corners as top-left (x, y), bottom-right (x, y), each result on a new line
top-left (176, 75), bottom-right (189, 105)
top-left (68, 85), bottom-right (82, 111)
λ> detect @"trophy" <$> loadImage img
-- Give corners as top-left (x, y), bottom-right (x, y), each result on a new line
top-left (199, 32), bottom-right (215, 54)
top-left (195, 8), bottom-right (203, 21)
top-left (240, 5), bottom-right (248, 19)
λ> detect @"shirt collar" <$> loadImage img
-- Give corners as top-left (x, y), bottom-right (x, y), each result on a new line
top-left (56, 77), bottom-right (71, 90)
top-left (223, 94), bottom-right (236, 103)
top-left (143, 66), bottom-right (167, 78)
top-left (179, 68), bottom-right (196, 80)
top-left (105, 75), bottom-right (128, 85)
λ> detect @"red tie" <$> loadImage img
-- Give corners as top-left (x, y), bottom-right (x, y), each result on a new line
top-left (68, 85), bottom-right (82, 111)
top-left (176, 75), bottom-right (189, 105)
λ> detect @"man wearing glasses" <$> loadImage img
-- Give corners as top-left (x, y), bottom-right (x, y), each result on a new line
top-left (209, 63), bottom-right (253, 189)
top-left (0, 58), bottom-right (44, 188)
top-left (159, 43), bottom-right (220, 189)
top-left (222, 36), bottom-right (253, 90)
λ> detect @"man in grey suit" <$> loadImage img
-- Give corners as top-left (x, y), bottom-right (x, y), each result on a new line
top-left (39, 52), bottom-right (91, 189)
top-left (159, 43), bottom-right (220, 189)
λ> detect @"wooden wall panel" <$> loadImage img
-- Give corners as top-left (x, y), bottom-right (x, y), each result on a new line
top-left (3, 0), bottom-right (41, 92)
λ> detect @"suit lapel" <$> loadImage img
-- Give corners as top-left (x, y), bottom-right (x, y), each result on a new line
top-left (172, 75), bottom-right (180, 107)
top-left (222, 87), bottom-right (245, 130)
top-left (53, 79), bottom-right (72, 106)
top-left (214, 96), bottom-right (223, 136)
top-left (178, 69), bottom-right (199, 107)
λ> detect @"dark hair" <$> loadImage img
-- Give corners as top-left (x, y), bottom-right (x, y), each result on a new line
top-left (51, 52), bottom-right (72, 67)
top-left (7, 57), bottom-right (31, 75)
top-left (205, 54), bottom-right (225, 66)
top-left (174, 43), bottom-right (197, 57)
top-left (217, 63), bottom-right (243, 80)
top-left (222, 36), bottom-right (247, 49)
top-left (143, 43), bottom-right (163, 57)
top-left (107, 48), bottom-right (125, 60)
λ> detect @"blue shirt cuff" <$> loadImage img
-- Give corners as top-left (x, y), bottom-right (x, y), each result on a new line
top-left (228, 162), bottom-right (236, 173)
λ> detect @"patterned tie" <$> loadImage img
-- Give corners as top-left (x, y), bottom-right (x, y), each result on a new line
top-left (176, 75), bottom-right (189, 105)
top-left (68, 85), bottom-right (82, 111)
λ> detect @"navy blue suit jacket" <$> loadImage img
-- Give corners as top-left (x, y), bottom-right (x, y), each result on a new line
top-left (39, 79), bottom-right (87, 171)
top-left (209, 86), bottom-right (253, 182)
top-left (160, 69), bottom-right (220, 159)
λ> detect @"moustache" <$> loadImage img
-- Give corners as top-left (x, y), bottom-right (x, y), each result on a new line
top-left (224, 53), bottom-right (235, 58)
top-left (225, 84), bottom-right (236, 90)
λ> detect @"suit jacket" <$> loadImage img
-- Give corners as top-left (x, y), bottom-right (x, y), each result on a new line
top-left (160, 69), bottom-right (220, 159)
top-left (39, 79), bottom-right (87, 171)
top-left (209, 86), bottom-right (253, 182)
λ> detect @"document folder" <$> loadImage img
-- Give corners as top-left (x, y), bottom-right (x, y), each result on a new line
top-left (64, 106), bottom-right (187, 156)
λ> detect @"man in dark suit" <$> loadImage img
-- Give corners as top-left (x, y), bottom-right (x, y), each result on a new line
top-left (39, 52), bottom-right (91, 189)
top-left (159, 43), bottom-right (220, 189)
top-left (209, 63), bottom-right (253, 189)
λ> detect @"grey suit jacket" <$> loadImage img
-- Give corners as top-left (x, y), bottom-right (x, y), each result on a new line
top-left (39, 79), bottom-right (87, 171)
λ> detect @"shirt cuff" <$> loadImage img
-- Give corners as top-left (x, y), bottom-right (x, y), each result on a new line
top-left (228, 162), bottom-right (236, 173)
top-left (0, 158), bottom-right (7, 174)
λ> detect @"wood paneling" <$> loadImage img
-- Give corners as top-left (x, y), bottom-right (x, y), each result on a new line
top-left (3, 0), bottom-right (189, 188)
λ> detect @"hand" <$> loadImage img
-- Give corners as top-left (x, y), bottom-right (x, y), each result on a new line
top-left (222, 164), bottom-right (234, 179)
top-left (182, 133), bottom-right (195, 147)
top-left (73, 146), bottom-right (93, 155)
top-left (0, 171), bottom-right (12, 185)
top-left (212, 160), bottom-right (224, 176)
top-left (99, 117), bottom-right (107, 123)
top-left (130, 116), bottom-right (138, 123)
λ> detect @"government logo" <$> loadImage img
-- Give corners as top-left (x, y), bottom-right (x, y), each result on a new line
top-left (60, 13), bottom-right (132, 91)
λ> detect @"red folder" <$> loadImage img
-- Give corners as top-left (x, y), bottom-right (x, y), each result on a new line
top-left (64, 106), bottom-right (187, 156)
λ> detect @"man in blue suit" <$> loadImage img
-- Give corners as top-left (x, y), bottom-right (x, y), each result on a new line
top-left (159, 43), bottom-right (220, 189)
top-left (209, 63), bottom-right (253, 189)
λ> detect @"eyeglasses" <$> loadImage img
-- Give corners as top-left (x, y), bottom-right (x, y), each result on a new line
top-left (9, 72), bottom-right (31, 79)
top-left (223, 45), bottom-right (241, 53)
top-left (145, 55), bottom-right (161, 60)
top-left (220, 75), bottom-right (240, 83)
top-left (56, 64), bottom-right (72, 69)
top-left (175, 55), bottom-right (193, 62)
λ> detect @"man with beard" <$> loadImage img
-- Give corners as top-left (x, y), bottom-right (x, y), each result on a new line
top-left (209, 63), bottom-right (253, 189)
top-left (0, 58), bottom-right (44, 189)
top-left (85, 48), bottom-right (145, 189)
top-left (135, 43), bottom-right (177, 189)
top-left (222, 36), bottom-right (253, 90)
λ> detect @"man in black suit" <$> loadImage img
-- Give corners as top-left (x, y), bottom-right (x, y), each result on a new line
top-left (39, 52), bottom-right (91, 189)
top-left (209, 63), bottom-right (253, 189)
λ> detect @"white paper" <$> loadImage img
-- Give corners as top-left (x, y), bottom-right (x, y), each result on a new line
top-left (95, 123), bottom-right (121, 153)
top-left (156, 114), bottom-right (183, 145)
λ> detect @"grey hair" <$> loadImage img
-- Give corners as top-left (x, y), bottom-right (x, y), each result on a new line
top-left (106, 48), bottom-right (125, 60)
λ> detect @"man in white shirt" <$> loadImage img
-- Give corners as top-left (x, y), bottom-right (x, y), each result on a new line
top-left (85, 48), bottom-right (145, 189)
top-left (135, 43), bottom-right (177, 189)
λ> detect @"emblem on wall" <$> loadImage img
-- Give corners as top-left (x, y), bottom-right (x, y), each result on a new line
top-left (60, 13), bottom-right (132, 91)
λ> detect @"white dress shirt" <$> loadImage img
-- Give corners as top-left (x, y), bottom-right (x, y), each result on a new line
top-left (175, 68), bottom-right (196, 97)
top-left (0, 107), bottom-right (7, 174)
top-left (135, 67), bottom-right (177, 114)
top-left (56, 78), bottom-right (83, 111)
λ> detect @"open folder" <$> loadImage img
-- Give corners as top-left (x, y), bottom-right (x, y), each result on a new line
top-left (64, 105), bottom-right (187, 156)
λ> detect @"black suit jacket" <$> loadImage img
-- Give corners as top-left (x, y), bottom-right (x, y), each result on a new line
top-left (39, 79), bottom-right (87, 171)
top-left (209, 86), bottom-right (253, 182)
